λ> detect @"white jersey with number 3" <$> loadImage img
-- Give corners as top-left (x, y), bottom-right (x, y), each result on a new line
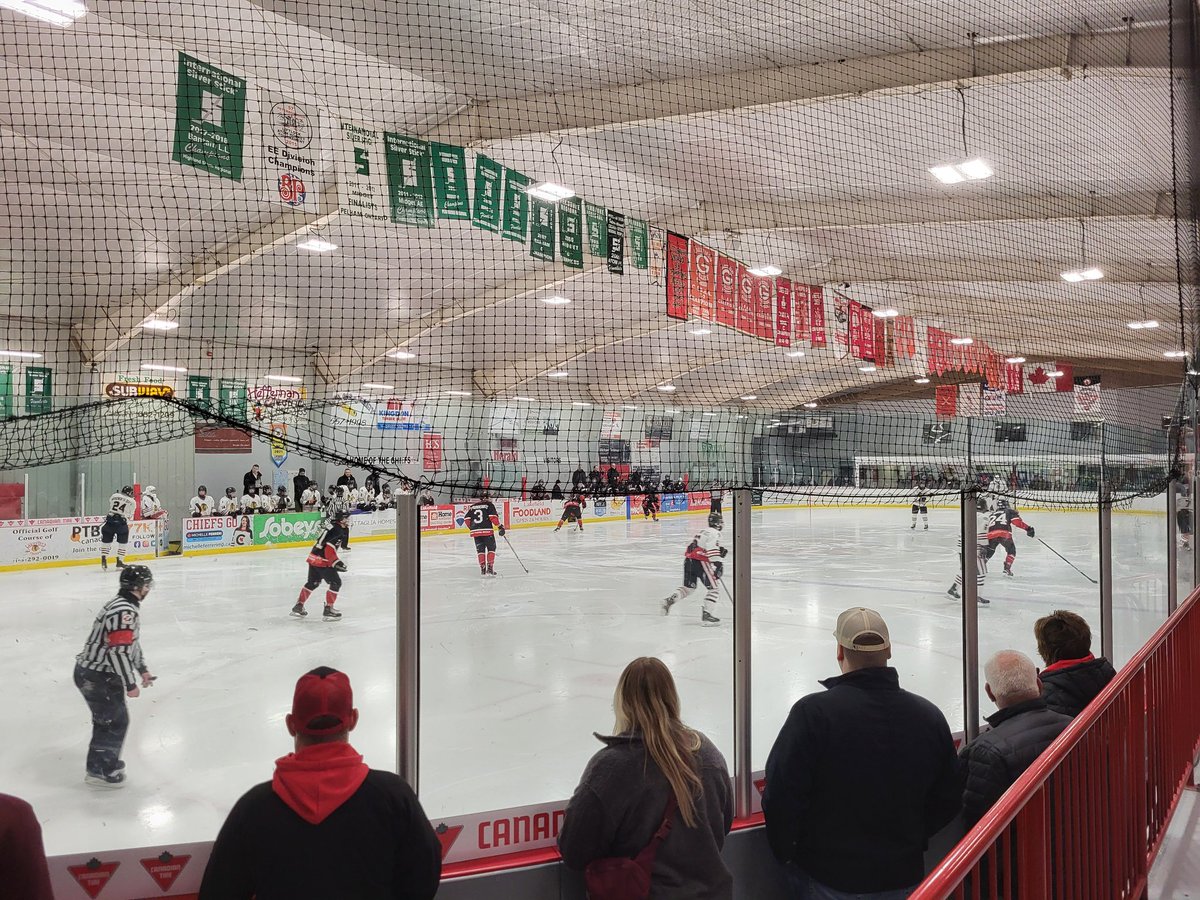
top-left (107, 492), bottom-right (136, 520)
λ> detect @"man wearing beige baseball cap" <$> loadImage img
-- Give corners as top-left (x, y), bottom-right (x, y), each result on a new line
top-left (763, 608), bottom-right (961, 899)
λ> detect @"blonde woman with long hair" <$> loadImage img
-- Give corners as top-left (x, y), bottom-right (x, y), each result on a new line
top-left (558, 657), bottom-right (734, 898)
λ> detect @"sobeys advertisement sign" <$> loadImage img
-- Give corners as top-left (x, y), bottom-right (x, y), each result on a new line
top-left (252, 512), bottom-right (324, 545)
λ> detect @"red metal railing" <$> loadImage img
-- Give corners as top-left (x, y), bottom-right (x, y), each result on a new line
top-left (911, 587), bottom-right (1200, 899)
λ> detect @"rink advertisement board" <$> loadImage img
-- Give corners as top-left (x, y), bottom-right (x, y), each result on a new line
top-left (181, 516), bottom-right (254, 552)
top-left (0, 517), bottom-right (161, 570)
top-left (182, 512), bottom-right (324, 553)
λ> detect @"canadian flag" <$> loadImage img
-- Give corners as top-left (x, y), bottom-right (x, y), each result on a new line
top-left (1023, 362), bottom-right (1074, 392)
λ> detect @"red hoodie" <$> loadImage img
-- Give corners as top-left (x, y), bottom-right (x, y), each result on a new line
top-left (272, 742), bottom-right (370, 825)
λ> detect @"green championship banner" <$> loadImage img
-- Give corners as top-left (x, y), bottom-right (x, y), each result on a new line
top-left (172, 53), bottom-right (246, 180)
top-left (585, 201), bottom-right (607, 257)
top-left (218, 378), bottom-right (247, 422)
top-left (529, 197), bottom-right (557, 262)
top-left (501, 169), bottom-right (530, 242)
top-left (0, 365), bottom-right (11, 419)
top-left (431, 142), bottom-right (470, 220)
top-left (606, 210), bottom-right (626, 275)
top-left (187, 374), bottom-right (213, 411)
top-left (558, 197), bottom-right (584, 269)
top-left (384, 133), bottom-right (435, 227)
top-left (472, 155), bottom-right (504, 232)
top-left (629, 218), bottom-right (648, 270)
top-left (25, 365), bottom-right (51, 414)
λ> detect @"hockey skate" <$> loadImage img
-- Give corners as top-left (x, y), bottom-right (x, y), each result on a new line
top-left (661, 595), bottom-right (676, 615)
top-left (911, 522), bottom-right (916, 530)
top-left (485, 566), bottom-right (496, 576)
top-left (480, 566), bottom-right (488, 575)
top-left (323, 605), bottom-right (342, 620)
top-left (701, 610), bottom-right (721, 626)
top-left (115, 559), bottom-right (126, 569)
top-left (1003, 564), bottom-right (1014, 577)
top-left (290, 603), bottom-right (307, 618)
top-left (85, 770), bottom-right (127, 789)
top-left (100, 556), bottom-right (107, 571)
top-left (946, 584), bottom-right (959, 599)
top-left (978, 595), bottom-right (990, 605)
top-left (924, 523), bottom-right (929, 530)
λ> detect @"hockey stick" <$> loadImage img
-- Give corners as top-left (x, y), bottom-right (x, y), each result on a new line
top-left (503, 535), bottom-right (530, 574)
top-left (1036, 538), bottom-right (1099, 585)
top-left (718, 576), bottom-right (735, 606)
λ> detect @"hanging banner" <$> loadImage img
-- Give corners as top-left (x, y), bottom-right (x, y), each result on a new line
top-left (859, 305), bottom-right (877, 361)
top-left (529, 197), bottom-right (557, 262)
top-left (848, 299), bottom-right (864, 358)
top-left (1024, 361), bottom-right (1065, 393)
top-left (585, 202), bottom-right (607, 257)
top-left (809, 286), bottom-right (827, 349)
top-left (260, 93), bottom-right (321, 211)
top-left (600, 410), bottom-right (623, 439)
top-left (558, 197), bottom-right (583, 269)
top-left (606, 210), bottom-right (625, 275)
top-left (648, 227), bottom-right (667, 285)
top-left (172, 53), bottom-right (246, 181)
top-left (383, 133), bottom-right (435, 227)
top-left (1003, 363), bottom-right (1024, 394)
top-left (430, 142), bottom-right (470, 220)
top-left (25, 366), bottom-right (51, 415)
top-left (774, 278), bottom-right (792, 348)
top-left (981, 386), bottom-right (1007, 417)
top-left (1073, 375), bottom-right (1102, 415)
top-left (830, 292), bottom-right (849, 358)
top-left (793, 284), bottom-right (809, 344)
top-left (471, 154), bottom-right (504, 233)
top-left (217, 378), bottom-right (247, 422)
top-left (874, 318), bottom-right (892, 367)
top-left (688, 241), bottom-right (717, 321)
top-left (423, 432), bottom-right (444, 471)
top-left (665, 232), bottom-right (690, 320)
top-left (957, 383), bottom-right (982, 417)
top-left (893, 316), bottom-right (916, 360)
top-left (186, 374), bottom-right (212, 410)
top-left (269, 423), bottom-right (289, 467)
top-left (935, 385), bottom-right (957, 420)
top-left (0, 364), bottom-right (11, 419)
top-left (500, 169), bottom-right (530, 242)
top-left (753, 275), bottom-right (775, 342)
top-left (714, 254), bottom-right (738, 328)
top-left (928, 328), bottom-right (951, 376)
top-left (629, 219), bottom-right (648, 269)
top-left (736, 264), bottom-right (755, 335)
top-left (336, 120), bottom-right (389, 223)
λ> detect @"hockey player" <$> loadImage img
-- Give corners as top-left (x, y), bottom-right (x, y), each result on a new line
top-left (554, 491), bottom-right (586, 532)
top-left (463, 494), bottom-right (504, 575)
top-left (323, 485), bottom-right (352, 522)
top-left (947, 496), bottom-right (991, 604)
top-left (74, 564), bottom-right (156, 786)
top-left (219, 487), bottom-right (239, 516)
top-left (275, 486), bottom-right (293, 512)
top-left (291, 510), bottom-right (350, 620)
top-left (190, 486), bottom-right (216, 517)
top-left (140, 485), bottom-right (167, 520)
top-left (642, 489), bottom-right (660, 521)
top-left (258, 489), bottom-right (276, 513)
top-left (661, 512), bottom-right (727, 625)
top-left (984, 499), bottom-right (1035, 576)
top-left (300, 483), bottom-right (321, 512)
top-left (709, 489), bottom-right (723, 516)
top-left (100, 486), bottom-right (137, 571)
top-left (911, 491), bottom-right (929, 530)
top-left (241, 486), bottom-right (260, 515)
top-left (378, 484), bottom-right (394, 509)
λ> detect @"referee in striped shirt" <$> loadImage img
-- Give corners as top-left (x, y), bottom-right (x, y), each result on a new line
top-left (74, 565), bottom-right (156, 787)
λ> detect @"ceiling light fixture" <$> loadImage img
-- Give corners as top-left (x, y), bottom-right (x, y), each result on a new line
top-left (572, 401), bottom-right (592, 407)
top-left (786, 350), bottom-right (806, 358)
top-left (388, 350), bottom-right (416, 360)
top-left (748, 264), bottom-right (783, 277)
top-left (545, 371), bottom-right (569, 378)
top-left (140, 363), bottom-right (187, 373)
top-left (950, 337), bottom-right (974, 346)
top-left (872, 308), bottom-right (899, 318)
top-left (0, 349), bottom-right (43, 359)
top-left (296, 238), bottom-right (337, 253)
top-left (657, 384), bottom-right (677, 392)
top-left (0, 0), bottom-right (87, 27)
top-left (740, 394), bottom-right (757, 400)
top-left (512, 396), bottom-right (536, 402)
top-left (445, 390), bottom-right (472, 396)
top-left (362, 383), bottom-right (393, 390)
top-left (1061, 268), bottom-right (1103, 282)
top-left (140, 319), bottom-right (179, 332)
top-left (803, 402), bottom-right (818, 408)
top-left (859, 365), bottom-right (877, 373)
top-left (702, 412), bottom-right (717, 416)
top-left (688, 328), bottom-right (712, 336)
top-left (264, 374), bottom-right (302, 383)
top-left (540, 295), bottom-right (572, 305)
top-left (623, 405), bottom-right (638, 410)
top-left (526, 182), bottom-right (575, 203)
top-left (1127, 320), bottom-right (1160, 330)
top-left (929, 159), bottom-right (994, 184)
top-left (1047, 370), bottom-right (1064, 377)
top-left (1005, 356), bottom-right (1026, 364)
top-left (914, 377), bottom-right (931, 384)
top-left (1164, 350), bottom-right (1188, 359)
top-left (737, 414), bottom-right (747, 419)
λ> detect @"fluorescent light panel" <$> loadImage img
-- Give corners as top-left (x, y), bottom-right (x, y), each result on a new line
top-left (657, 385), bottom-right (676, 392)
top-left (140, 363), bottom-right (186, 373)
top-left (688, 328), bottom-right (712, 335)
top-left (540, 295), bottom-right (571, 305)
top-left (362, 383), bottom-right (393, 390)
top-left (545, 371), bottom-right (569, 378)
top-left (0, 349), bottom-right (43, 359)
top-left (786, 350), bottom-right (805, 358)
top-left (950, 337), bottom-right (974, 345)
top-left (140, 319), bottom-right (179, 332)
top-left (929, 158), bottom-right (994, 183)
top-left (526, 182), bottom-right (575, 202)
top-left (0, 0), bottom-right (87, 26)
top-left (872, 308), bottom-right (899, 318)
top-left (388, 350), bottom-right (416, 360)
top-left (859, 365), bottom-right (877, 373)
top-left (803, 402), bottom-right (818, 408)
top-left (748, 265), bottom-right (783, 277)
top-left (264, 375), bottom-right (302, 383)
top-left (1005, 356), bottom-right (1026, 364)
top-left (572, 401), bottom-right (591, 407)
top-left (740, 395), bottom-right (757, 400)
top-left (1127, 320), bottom-right (1160, 330)
top-left (914, 378), bottom-right (930, 384)
top-left (446, 390), bottom-right (472, 396)
top-left (1165, 351), bottom-right (1188, 358)
top-left (297, 238), bottom-right (337, 253)
top-left (1061, 268), bottom-right (1104, 282)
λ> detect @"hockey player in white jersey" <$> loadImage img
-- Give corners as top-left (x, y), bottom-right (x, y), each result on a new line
top-left (258, 489), bottom-right (276, 513)
top-left (947, 494), bottom-right (991, 604)
top-left (141, 485), bottom-right (167, 520)
top-left (661, 512), bottom-right (728, 625)
top-left (300, 484), bottom-right (322, 511)
top-left (274, 485), bottom-right (293, 512)
top-left (218, 487), bottom-right (239, 516)
top-left (101, 486), bottom-right (137, 570)
top-left (190, 486), bottom-right (216, 517)
top-left (241, 487), bottom-right (261, 514)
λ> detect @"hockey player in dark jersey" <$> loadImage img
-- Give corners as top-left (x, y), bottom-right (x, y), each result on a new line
top-left (463, 495), bottom-right (504, 575)
top-left (292, 511), bottom-right (350, 620)
top-left (555, 492), bottom-right (586, 532)
top-left (642, 489), bottom-right (660, 521)
top-left (984, 499), bottom-right (1035, 576)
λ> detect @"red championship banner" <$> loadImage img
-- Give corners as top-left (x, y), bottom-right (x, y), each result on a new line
top-left (847, 299), bottom-right (863, 358)
top-left (1004, 362), bottom-right (1024, 394)
top-left (754, 275), bottom-right (775, 341)
top-left (935, 385), bottom-right (958, 420)
top-left (422, 432), bottom-right (444, 471)
top-left (774, 277), bottom-right (792, 347)
top-left (927, 327), bottom-right (950, 376)
top-left (664, 231), bottom-right (690, 320)
top-left (714, 254), bottom-right (737, 327)
top-left (809, 285), bottom-right (827, 348)
top-left (793, 283), bottom-right (810, 343)
top-left (894, 315), bottom-right (916, 358)
top-left (688, 241), bottom-right (717, 321)
top-left (861, 306), bottom-right (877, 361)
top-left (874, 317), bottom-right (891, 367)
top-left (736, 263), bottom-right (755, 334)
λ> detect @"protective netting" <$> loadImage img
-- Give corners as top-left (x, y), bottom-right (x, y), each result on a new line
top-left (0, 0), bottom-right (1197, 507)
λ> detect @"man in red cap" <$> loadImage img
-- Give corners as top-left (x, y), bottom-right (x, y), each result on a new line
top-left (199, 667), bottom-right (441, 900)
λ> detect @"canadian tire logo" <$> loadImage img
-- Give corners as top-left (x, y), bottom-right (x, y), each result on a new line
top-left (67, 858), bottom-right (119, 898)
top-left (140, 851), bottom-right (192, 892)
top-left (434, 823), bottom-right (464, 860)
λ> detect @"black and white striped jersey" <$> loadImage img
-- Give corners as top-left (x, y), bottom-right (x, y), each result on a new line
top-left (76, 592), bottom-right (147, 689)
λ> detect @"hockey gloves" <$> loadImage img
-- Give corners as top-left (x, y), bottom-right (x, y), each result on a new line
top-left (498, 525), bottom-right (506, 537)
top-left (713, 561), bottom-right (725, 580)
top-left (1026, 526), bottom-right (1036, 538)
top-left (719, 545), bottom-right (729, 557)
top-left (333, 560), bottom-right (349, 572)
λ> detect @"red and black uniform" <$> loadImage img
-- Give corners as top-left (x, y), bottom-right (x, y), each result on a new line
top-left (556, 493), bottom-right (586, 530)
top-left (464, 500), bottom-right (502, 574)
top-left (984, 506), bottom-right (1034, 574)
top-left (298, 521), bottom-right (350, 609)
top-left (642, 490), bottom-right (660, 520)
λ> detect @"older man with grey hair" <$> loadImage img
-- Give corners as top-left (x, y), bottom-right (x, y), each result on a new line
top-left (959, 650), bottom-right (1072, 826)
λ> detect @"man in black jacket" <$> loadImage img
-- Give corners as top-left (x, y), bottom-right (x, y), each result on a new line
top-left (198, 667), bottom-right (441, 900)
top-left (763, 608), bottom-right (960, 898)
top-left (960, 650), bottom-right (1072, 827)
top-left (292, 468), bottom-right (309, 511)
top-left (1034, 610), bottom-right (1116, 717)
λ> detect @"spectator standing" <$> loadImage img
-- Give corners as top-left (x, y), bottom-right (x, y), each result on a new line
top-left (243, 464), bottom-right (263, 494)
top-left (74, 566), bottom-right (156, 787)
top-left (198, 667), bottom-right (441, 900)
top-left (336, 468), bottom-right (357, 490)
top-left (418, 488), bottom-right (435, 507)
top-left (551, 479), bottom-right (564, 499)
top-left (293, 468), bottom-right (309, 510)
top-left (558, 657), bottom-right (734, 899)
top-left (1034, 610), bottom-right (1116, 717)
top-left (0, 793), bottom-right (54, 899)
top-left (763, 607), bottom-right (960, 898)
top-left (530, 479), bottom-right (548, 500)
top-left (960, 651), bottom-right (1072, 826)
top-left (572, 465), bottom-right (586, 489)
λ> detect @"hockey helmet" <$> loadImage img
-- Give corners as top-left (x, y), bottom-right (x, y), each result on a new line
top-left (225, 487), bottom-right (236, 495)
top-left (708, 512), bottom-right (724, 530)
top-left (993, 498), bottom-right (1009, 511)
top-left (119, 564), bottom-right (154, 591)
top-left (333, 509), bottom-right (351, 524)
top-left (121, 485), bottom-right (134, 496)
top-left (145, 485), bottom-right (157, 495)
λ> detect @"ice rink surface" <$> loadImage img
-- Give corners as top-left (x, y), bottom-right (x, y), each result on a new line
top-left (1, 503), bottom-right (1184, 856)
